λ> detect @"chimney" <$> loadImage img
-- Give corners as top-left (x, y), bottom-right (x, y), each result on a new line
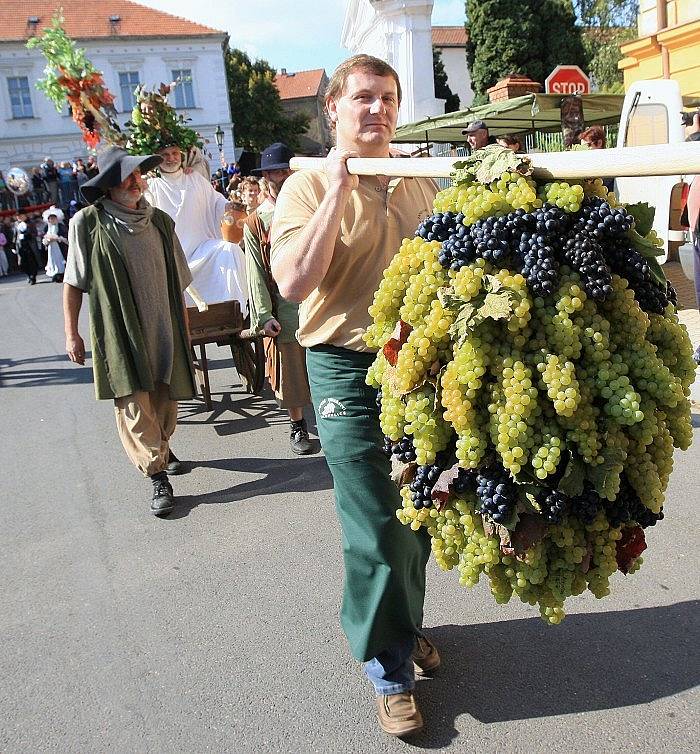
top-left (487, 73), bottom-right (541, 103)
top-left (281, 68), bottom-right (287, 76)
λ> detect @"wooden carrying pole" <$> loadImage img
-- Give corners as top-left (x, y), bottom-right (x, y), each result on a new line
top-left (291, 143), bottom-right (700, 180)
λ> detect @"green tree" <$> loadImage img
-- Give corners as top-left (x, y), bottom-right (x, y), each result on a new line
top-left (574, 1), bottom-right (639, 92)
top-left (433, 49), bottom-right (461, 112)
top-left (541, 0), bottom-right (588, 81)
top-left (465, 0), bottom-right (587, 104)
top-left (224, 48), bottom-right (310, 152)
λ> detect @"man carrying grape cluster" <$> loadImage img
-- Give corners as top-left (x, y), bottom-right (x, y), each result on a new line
top-left (270, 55), bottom-right (438, 737)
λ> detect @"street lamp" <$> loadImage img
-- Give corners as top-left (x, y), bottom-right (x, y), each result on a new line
top-left (214, 124), bottom-right (226, 192)
top-left (214, 124), bottom-right (225, 153)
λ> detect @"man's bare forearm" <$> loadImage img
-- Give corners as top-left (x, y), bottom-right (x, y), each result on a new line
top-left (63, 283), bottom-right (83, 336)
top-left (273, 184), bottom-right (352, 303)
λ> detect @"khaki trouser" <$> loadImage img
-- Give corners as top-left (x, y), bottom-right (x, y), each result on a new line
top-left (114, 383), bottom-right (178, 476)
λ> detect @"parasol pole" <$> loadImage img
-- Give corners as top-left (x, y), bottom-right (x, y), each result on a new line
top-left (291, 142), bottom-right (700, 180)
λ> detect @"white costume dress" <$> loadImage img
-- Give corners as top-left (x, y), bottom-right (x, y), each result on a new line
top-left (145, 170), bottom-right (247, 308)
top-left (43, 223), bottom-right (66, 278)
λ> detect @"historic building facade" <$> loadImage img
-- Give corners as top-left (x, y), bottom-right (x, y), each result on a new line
top-left (0, 0), bottom-right (234, 170)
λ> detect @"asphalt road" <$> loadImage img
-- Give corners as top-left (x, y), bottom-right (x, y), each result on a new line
top-left (1, 273), bottom-right (698, 753)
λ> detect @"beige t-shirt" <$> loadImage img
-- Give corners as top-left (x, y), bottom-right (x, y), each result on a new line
top-left (270, 170), bottom-right (437, 352)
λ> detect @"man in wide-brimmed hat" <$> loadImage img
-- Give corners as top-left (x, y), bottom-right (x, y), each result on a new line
top-left (244, 142), bottom-right (313, 455)
top-left (63, 145), bottom-right (196, 517)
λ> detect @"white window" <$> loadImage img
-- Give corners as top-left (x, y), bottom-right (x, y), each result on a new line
top-left (623, 103), bottom-right (669, 147)
top-left (119, 71), bottom-right (140, 111)
top-left (171, 68), bottom-right (195, 108)
top-left (7, 76), bottom-right (33, 118)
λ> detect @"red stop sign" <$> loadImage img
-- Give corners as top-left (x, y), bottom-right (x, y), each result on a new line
top-left (545, 65), bottom-right (590, 95)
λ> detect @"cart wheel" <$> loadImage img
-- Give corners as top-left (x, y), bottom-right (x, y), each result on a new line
top-left (230, 334), bottom-right (265, 394)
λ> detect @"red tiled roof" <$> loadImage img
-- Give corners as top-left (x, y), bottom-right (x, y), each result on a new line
top-left (274, 69), bottom-right (326, 100)
top-left (0, 0), bottom-right (223, 42)
top-left (432, 26), bottom-right (468, 47)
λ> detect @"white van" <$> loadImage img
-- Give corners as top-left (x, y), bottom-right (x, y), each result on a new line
top-left (615, 79), bottom-right (697, 263)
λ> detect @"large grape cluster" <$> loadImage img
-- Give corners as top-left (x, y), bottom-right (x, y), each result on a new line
top-left (368, 167), bottom-right (696, 624)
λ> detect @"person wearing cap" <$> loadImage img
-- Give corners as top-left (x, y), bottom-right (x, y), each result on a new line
top-left (271, 54), bottom-right (438, 738)
top-left (144, 144), bottom-right (247, 308)
top-left (462, 119), bottom-right (491, 151)
top-left (244, 143), bottom-right (313, 455)
top-left (41, 206), bottom-right (67, 282)
top-left (63, 146), bottom-right (196, 517)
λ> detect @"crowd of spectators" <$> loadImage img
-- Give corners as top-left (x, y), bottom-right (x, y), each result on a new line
top-left (0, 155), bottom-right (99, 214)
top-left (0, 155), bottom-right (97, 280)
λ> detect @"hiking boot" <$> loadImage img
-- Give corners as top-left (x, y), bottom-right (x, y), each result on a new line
top-left (290, 419), bottom-right (312, 455)
top-left (376, 691), bottom-right (424, 737)
top-left (412, 636), bottom-right (441, 676)
top-left (165, 450), bottom-right (184, 475)
top-left (150, 472), bottom-right (175, 517)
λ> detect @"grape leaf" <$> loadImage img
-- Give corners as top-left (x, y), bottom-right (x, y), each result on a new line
top-left (499, 511), bottom-right (545, 556)
top-left (438, 286), bottom-right (469, 311)
top-left (616, 526), bottom-right (647, 574)
top-left (482, 274), bottom-right (505, 293)
top-left (452, 145), bottom-right (531, 186)
top-left (431, 463), bottom-right (461, 511)
top-left (511, 512), bottom-right (548, 551)
top-left (382, 319), bottom-right (412, 366)
top-left (391, 459), bottom-right (417, 488)
top-left (449, 299), bottom-right (482, 345)
top-left (644, 256), bottom-right (668, 289)
top-left (587, 446), bottom-right (626, 499)
top-left (558, 453), bottom-right (586, 497)
top-left (626, 202), bottom-right (656, 237)
top-left (480, 289), bottom-right (518, 321)
top-left (627, 228), bottom-right (664, 258)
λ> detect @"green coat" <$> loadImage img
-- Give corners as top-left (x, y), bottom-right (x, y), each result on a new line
top-left (78, 202), bottom-right (196, 401)
top-left (243, 208), bottom-right (300, 344)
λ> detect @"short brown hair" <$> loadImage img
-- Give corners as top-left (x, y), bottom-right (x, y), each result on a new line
top-left (325, 54), bottom-right (402, 105)
top-left (497, 134), bottom-right (521, 147)
top-left (579, 125), bottom-right (606, 147)
top-left (239, 176), bottom-right (259, 191)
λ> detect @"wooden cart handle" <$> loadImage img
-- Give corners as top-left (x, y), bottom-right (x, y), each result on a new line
top-left (291, 143), bottom-right (700, 180)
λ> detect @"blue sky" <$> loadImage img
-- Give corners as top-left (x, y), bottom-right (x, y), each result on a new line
top-left (137, 0), bottom-right (465, 74)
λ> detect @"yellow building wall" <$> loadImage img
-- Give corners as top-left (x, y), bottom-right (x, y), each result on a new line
top-left (620, 1), bottom-right (700, 97)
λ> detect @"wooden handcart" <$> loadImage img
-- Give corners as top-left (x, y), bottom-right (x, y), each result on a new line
top-left (187, 300), bottom-right (265, 409)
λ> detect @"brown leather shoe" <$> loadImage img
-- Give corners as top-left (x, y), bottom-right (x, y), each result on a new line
top-left (376, 691), bottom-right (424, 737)
top-left (412, 636), bottom-right (441, 675)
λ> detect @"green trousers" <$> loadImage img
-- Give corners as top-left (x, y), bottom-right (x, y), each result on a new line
top-left (306, 345), bottom-right (431, 662)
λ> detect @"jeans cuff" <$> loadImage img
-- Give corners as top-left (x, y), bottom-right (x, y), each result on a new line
top-left (371, 679), bottom-right (415, 696)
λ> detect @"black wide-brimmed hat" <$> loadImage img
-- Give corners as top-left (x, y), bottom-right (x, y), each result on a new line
top-left (252, 142), bottom-right (294, 175)
top-left (81, 145), bottom-right (163, 203)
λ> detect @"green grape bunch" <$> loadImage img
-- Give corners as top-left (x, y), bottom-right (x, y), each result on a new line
top-left (366, 148), bottom-right (696, 624)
